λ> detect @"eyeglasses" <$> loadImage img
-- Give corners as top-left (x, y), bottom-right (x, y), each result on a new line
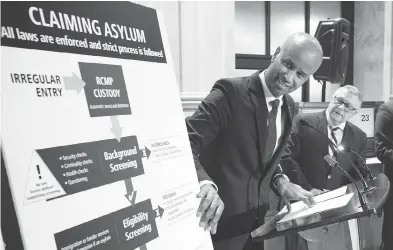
top-left (333, 97), bottom-right (357, 112)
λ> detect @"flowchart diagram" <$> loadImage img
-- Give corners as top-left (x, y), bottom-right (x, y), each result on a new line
top-left (23, 61), bottom-right (165, 250)
top-left (1, 2), bottom-right (213, 250)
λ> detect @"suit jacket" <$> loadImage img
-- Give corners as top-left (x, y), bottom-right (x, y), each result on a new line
top-left (280, 111), bottom-right (367, 191)
top-left (375, 100), bottom-right (393, 175)
top-left (375, 100), bottom-right (393, 246)
top-left (186, 71), bottom-right (295, 250)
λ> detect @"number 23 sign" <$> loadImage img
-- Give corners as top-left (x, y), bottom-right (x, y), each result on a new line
top-left (349, 108), bottom-right (375, 137)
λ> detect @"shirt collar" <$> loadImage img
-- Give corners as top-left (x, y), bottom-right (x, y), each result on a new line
top-left (326, 109), bottom-right (346, 130)
top-left (259, 70), bottom-right (283, 103)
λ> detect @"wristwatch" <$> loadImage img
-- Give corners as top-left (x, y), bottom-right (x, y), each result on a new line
top-left (272, 173), bottom-right (290, 189)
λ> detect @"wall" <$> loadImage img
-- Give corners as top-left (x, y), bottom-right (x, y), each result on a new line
top-left (354, 1), bottom-right (393, 102)
top-left (233, 2), bottom-right (268, 80)
top-left (137, 1), bottom-right (235, 95)
top-left (383, 1), bottom-right (393, 101)
top-left (354, 2), bottom-right (385, 101)
top-left (180, 2), bottom-right (235, 93)
top-left (234, 1), bottom-right (266, 55)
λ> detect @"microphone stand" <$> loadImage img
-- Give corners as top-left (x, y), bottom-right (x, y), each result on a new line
top-left (339, 146), bottom-right (375, 180)
top-left (324, 155), bottom-right (368, 211)
top-left (300, 119), bottom-right (375, 193)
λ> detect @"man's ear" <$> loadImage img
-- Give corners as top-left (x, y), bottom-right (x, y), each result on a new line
top-left (272, 47), bottom-right (281, 62)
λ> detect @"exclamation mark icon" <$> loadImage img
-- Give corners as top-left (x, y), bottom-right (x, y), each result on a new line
top-left (36, 165), bottom-right (42, 179)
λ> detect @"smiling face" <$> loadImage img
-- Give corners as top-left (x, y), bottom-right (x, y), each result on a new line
top-left (327, 87), bottom-right (362, 126)
top-left (264, 33), bottom-right (323, 98)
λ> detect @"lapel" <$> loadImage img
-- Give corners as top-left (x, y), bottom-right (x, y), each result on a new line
top-left (337, 122), bottom-right (352, 163)
top-left (339, 123), bottom-right (352, 148)
top-left (315, 110), bottom-right (329, 156)
top-left (246, 71), bottom-right (269, 172)
top-left (262, 95), bottom-right (293, 176)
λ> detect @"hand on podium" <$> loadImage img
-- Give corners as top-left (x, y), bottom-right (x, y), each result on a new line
top-left (251, 186), bottom-right (349, 238)
top-left (251, 180), bottom-right (317, 238)
top-left (250, 173), bottom-right (390, 242)
top-left (310, 189), bottom-right (329, 196)
top-left (276, 178), bottom-right (317, 212)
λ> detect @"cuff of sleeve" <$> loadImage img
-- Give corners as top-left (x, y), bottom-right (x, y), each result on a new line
top-left (199, 180), bottom-right (218, 192)
top-left (272, 174), bottom-right (289, 190)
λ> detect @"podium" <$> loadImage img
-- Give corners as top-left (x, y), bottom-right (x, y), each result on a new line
top-left (252, 173), bottom-right (390, 242)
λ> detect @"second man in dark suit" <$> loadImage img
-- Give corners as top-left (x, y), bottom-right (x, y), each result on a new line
top-left (374, 99), bottom-right (393, 250)
top-left (281, 85), bottom-right (368, 250)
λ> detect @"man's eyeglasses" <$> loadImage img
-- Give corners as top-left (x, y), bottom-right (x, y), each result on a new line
top-left (333, 97), bottom-right (357, 112)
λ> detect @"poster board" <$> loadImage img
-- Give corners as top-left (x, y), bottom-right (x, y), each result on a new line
top-left (1, 2), bottom-right (213, 250)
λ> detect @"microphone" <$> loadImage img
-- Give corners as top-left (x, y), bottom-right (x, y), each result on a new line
top-left (337, 145), bottom-right (375, 180)
top-left (299, 119), bottom-right (374, 193)
top-left (324, 155), bottom-right (368, 210)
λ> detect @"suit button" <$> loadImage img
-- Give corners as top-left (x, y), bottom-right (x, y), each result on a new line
top-left (327, 175), bottom-right (331, 179)
top-left (252, 207), bottom-right (257, 213)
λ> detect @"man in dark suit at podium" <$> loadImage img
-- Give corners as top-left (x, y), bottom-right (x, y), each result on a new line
top-left (375, 99), bottom-right (393, 250)
top-left (280, 85), bottom-right (368, 250)
top-left (186, 32), bottom-right (323, 250)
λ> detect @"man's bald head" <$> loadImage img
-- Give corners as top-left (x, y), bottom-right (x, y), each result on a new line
top-left (265, 32), bottom-right (323, 97)
top-left (281, 32), bottom-right (323, 54)
top-left (279, 32), bottom-right (323, 72)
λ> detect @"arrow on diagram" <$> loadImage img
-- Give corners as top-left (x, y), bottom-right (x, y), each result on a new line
top-left (154, 205), bottom-right (164, 219)
top-left (63, 73), bottom-right (86, 94)
top-left (139, 146), bottom-right (151, 159)
top-left (124, 178), bottom-right (137, 206)
top-left (110, 116), bottom-right (123, 143)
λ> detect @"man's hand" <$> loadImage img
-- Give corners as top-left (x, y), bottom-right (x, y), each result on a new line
top-left (276, 178), bottom-right (316, 213)
top-left (310, 188), bottom-right (324, 196)
top-left (196, 184), bottom-right (224, 234)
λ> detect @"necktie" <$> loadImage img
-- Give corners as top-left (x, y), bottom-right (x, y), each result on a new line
top-left (330, 126), bottom-right (340, 145)
top-left (329, 126), bottom-right (340, 158)
top-left (262, 99), bottom-right (279, 166)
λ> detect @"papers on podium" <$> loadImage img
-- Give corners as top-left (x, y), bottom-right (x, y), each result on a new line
top-left (276, 186), bottom-right (354, 230)
top-left (251, 186), bottom-right (354, 238)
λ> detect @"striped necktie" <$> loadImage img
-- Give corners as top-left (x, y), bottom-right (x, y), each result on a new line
top-left (329, 126), bottom-right (341, 158)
